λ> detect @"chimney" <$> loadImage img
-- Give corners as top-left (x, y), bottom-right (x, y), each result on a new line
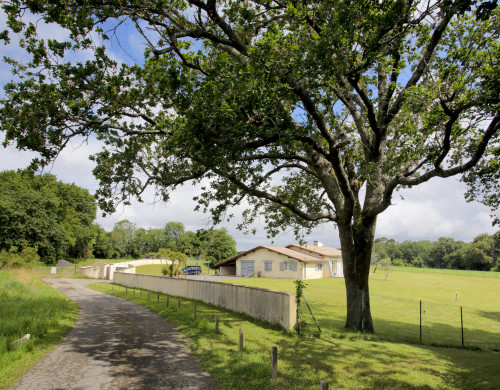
top-left (313, 241), bottom-right (324, 247)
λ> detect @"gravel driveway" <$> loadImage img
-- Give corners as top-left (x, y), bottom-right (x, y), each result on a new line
top-left (10, 278), bottom-right (216, 390)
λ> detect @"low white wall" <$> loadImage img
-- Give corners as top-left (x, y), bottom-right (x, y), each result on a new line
top-left (78, 264), bottom-right (109, 279)
top-left (114, 272), bottom-right (297, 330)
top-left (78, 259), bottom-right (171, 280)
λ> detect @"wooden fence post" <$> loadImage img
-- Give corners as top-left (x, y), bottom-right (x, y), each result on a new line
top-left (178, 299), bottom-right (181, 311)
top-left (320, 380), bottom-right (328, 390)
top-left (239, 328), bottom-right (244, 351)
top-left (271, 346), bottom-right (277, 379)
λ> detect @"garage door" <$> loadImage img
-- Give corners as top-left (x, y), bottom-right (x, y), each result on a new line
top-left (240, 260), bottom-right (255, 277)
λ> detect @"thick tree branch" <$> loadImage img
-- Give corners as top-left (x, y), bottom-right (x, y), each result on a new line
top-left (206, 164), bottom-right (337, 222)
top-left (386, 8), bottom-right (455, 124)
top-left (368, 114), bottom-right (500, 217)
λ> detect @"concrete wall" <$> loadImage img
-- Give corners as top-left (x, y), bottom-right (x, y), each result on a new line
top-left (114, 272), bottom-right (297, 330)
top-left (78, 264), bottom-right (109, 279)
top-left (78, 259), bottom-right (172, 280)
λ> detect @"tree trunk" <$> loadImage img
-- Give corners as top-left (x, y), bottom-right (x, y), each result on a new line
top-left (339, 216), bottom-right (377, 333)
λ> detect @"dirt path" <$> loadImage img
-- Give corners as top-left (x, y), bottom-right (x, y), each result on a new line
top-left (10, 278), bottom-right (216, 390)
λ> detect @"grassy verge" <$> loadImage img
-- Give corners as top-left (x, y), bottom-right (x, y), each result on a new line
top-left (90, 283), bottom-right (500, 389)
top-left (0, 269), bottom-right (79, 389)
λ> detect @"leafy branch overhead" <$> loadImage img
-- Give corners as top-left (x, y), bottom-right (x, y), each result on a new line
top-left (1, 0), bottom-right (498, 232)
top-left (1, 0), bottom-right (499, 332)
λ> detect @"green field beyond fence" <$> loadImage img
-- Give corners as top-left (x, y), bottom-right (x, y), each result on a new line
top-left (224, 268), bottom-right (500, 350)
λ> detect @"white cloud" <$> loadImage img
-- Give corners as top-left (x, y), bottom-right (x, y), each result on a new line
top-left (377, 178), bottom-right (497, 242)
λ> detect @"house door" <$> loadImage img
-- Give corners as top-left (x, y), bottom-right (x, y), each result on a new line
top-left (330, 260), bottom-right (337, 276)
top-left (240, 260), bottom-right (255, 277)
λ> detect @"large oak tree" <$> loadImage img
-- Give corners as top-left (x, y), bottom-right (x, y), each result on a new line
top-left (1, 0), bottom-right (499, 331)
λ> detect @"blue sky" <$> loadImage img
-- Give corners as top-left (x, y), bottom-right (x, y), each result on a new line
top-left (0, 8), bottom-right (497, 251)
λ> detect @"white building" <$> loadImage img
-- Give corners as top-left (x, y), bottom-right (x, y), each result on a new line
top-left (216, 241), bottom-right (343, 279)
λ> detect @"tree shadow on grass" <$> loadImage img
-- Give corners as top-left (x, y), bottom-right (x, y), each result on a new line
top-left (476, 310), bottom-right (500, 322)
top-left (275, 336), bottom-right (500, 390)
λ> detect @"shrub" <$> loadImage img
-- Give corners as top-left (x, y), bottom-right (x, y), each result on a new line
top-left (0, 245), bottom-right (40, 268)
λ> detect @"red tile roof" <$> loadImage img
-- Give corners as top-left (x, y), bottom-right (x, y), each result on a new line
top-left (286, 244), bottom-right (342, 257)
top-left (215, 245), bottom-right (327, 267)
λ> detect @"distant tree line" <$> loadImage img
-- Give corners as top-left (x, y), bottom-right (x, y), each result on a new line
top-left (372, 232), bottom-right (500, 272)
top-left (93, 220), bottom-right (237, 267)
top-left (0, 170), bottom-right (237, 267)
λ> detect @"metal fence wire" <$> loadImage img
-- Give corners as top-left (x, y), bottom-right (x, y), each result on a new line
top-left (297, 279), bottom-right (500, 351)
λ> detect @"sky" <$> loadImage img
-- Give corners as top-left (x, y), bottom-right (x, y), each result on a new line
top-left (0, 7), bottom-right (498, 252)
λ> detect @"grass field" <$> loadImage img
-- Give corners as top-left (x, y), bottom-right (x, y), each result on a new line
top-left (220, 268), bottom-right (500, 350)
top-left (0, 269), bottom-right (79, 389)
top-left (135, 261), bottom-right (213, 276)
top-left (392, 266), bottom-right (500, 278)
top-left (91, 282), bottom-right (500, 389)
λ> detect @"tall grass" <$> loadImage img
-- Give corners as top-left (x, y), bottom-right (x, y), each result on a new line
top-left (0, 269), bottom-right (78, 389)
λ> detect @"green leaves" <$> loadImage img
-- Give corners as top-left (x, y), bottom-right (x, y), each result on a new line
top-left (0, 170), bottom-right (97, 263)
top-left (1, 0), bottom-right (499, 235)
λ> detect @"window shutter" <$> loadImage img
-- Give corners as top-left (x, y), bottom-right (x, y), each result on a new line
top-left (280, 261), bottom-right (284, 271)
top-left (292, 262), bottom-right (297, 272)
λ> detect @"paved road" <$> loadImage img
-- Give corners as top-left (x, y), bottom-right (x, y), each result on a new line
top-left (10, 278), bottom-right (216, 390)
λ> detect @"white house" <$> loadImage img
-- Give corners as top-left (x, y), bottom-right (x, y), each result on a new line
top-left (215, 241), bottom-right (343, 279)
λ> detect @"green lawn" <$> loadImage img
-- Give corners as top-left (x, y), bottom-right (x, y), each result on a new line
top-left (0, 269), bottom-right (79, 389)
top-left (221, 269), bottom-right (500, 350)
top-left (74, 258), bottom-right (131, 267)
top-left (136, 261), bottom-right (213, 276)
top-left (91, 282), bottom-right (500, 389)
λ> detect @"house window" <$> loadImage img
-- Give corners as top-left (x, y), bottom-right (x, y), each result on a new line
top-left (280, 261), bottom-right (297, 272)
top-left (264, 261), bottom-right (273, 271)
top-left (315, 264), bottom-right (323, 271)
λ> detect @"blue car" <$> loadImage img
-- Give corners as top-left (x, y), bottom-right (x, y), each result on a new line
top-left (182, 266), bottom-right (202, 275)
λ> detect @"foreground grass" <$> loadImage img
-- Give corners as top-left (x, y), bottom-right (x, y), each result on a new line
top-left (90, 282), bottom-right (499, 389)
top-left (222, 269), bottom-right (500, 350)
top-left (0, 269), bottom-right (78, 389)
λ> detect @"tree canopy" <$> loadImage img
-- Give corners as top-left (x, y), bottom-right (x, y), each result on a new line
top-left (1, 0), bottom-right (499, 331)
top-left (373, 232), bottom-right (499, 271)
top-left (94, 219), bottom-right (237, 262)
top-left (0, 170), bottom-right (97, 263)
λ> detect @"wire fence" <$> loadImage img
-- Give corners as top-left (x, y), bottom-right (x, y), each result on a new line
top-left (297, 278), bottom-right (500, 351)
top-left (31, 267), bottom-right (75, 276)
